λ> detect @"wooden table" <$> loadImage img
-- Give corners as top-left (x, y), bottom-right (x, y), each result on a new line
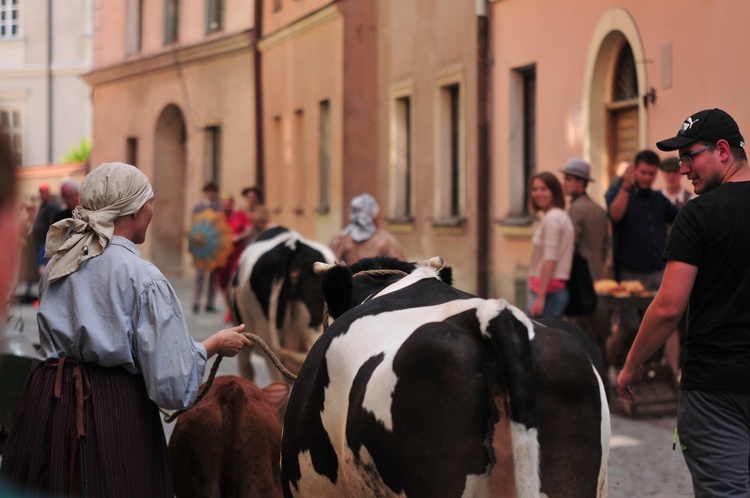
top-left (595, 293), bottom-right (680, 418)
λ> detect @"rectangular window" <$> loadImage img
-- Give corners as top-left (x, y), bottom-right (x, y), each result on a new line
top-left (0, 0), bottom-right (19, 39)
top-left (507, 65), bottom-right (536, 220)
top-left (437, 82), bottom-right (463, 221)
top-left (392, 94), bottom-right (413, 220)
top-left (164, 0), bottom-right (179, 44)
top-left (317, 100), bottom-right (330, 214)
top-left (293, 109), bottom-right (305, 215)
top-left (126, 137), bottom-right (138, 167)
top-left (271, 116), bottom-right (283, 214)
top-left (205, 126), bottom-right (221, 183)
top-left (0, 109), bottom-right (22, 167)
top-left (126, 0), bottom-right (143, 54)
top-left (206, 0), bottom-right (224, 34)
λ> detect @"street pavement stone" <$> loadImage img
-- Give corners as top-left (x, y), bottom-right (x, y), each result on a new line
top-left (8, 276), bottom-right (694, 496)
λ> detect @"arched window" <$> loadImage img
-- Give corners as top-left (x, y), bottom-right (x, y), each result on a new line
top-left (613, 44), bottom-right (637, 102)
top-left (608, 41), bottom-right (638, 179)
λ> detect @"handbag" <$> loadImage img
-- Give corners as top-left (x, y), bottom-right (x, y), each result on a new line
top-left (565, 252), bottom-right (597, 316)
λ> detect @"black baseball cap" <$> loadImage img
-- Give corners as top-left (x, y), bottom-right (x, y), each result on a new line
top-left (656, 108), bottom-right (745, 151)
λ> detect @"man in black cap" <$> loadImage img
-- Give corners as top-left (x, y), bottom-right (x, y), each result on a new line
top-left (617, 108), bottom-right (750, 497)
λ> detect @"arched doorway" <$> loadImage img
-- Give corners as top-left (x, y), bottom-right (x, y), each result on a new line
top-left (583, 8), bottom-right (648, 202)
top-left (152, 104), bottom-right (186, 276)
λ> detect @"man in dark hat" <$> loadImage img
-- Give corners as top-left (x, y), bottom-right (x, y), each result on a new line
top-left (559, 158), bottom-right (610, 342)
top-left (617, 108), bottom-right (750, 496)
top-left (560, 158), bottom-right (609, 283)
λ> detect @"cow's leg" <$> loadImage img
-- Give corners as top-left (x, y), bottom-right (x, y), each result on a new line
top-left (478, 301), bottom-right (540, 498)
top-left (533, 328), bottom-right (608, 497)
top-left (169, 403), bottom-right (223, 497)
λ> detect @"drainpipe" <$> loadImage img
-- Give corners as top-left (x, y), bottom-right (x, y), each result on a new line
top-left (47, 0), bottom-right (54, 164)
top-left (254, 0), bottom-right (264, 191)
top-left (476, 0), bottom-right (491, 297)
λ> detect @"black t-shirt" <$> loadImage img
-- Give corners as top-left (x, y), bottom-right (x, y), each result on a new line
top-left (663, 181), bottom-right (750, 393)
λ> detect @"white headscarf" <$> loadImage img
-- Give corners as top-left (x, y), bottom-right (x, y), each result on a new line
top-left (45, 162), bottom-right (154, 283)
top-left (342, 193), bottom-right (379, 243)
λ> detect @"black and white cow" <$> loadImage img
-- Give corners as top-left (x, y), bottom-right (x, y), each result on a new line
top-left (281, 257), bottom-right (609, 498)
top-left (229, 226), bottom-right (336, 383)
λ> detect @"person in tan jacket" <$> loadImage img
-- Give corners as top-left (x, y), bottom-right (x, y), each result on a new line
top-left (329, 193), bottom-right (406, 264)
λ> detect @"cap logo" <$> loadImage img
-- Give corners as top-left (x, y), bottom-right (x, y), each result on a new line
top-left (682, 117), bottom-right (699, 131)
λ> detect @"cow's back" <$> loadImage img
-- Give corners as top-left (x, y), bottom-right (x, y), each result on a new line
top-left (230, 227), bottom-right (335, 382)
top-left (282, 264), bottom-right (609, 498)
top-left (169, 376), bottom-right (285, 498)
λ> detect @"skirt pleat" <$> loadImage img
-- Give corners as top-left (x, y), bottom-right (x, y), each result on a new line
top-left (1, 361), bottom-right (174, 497)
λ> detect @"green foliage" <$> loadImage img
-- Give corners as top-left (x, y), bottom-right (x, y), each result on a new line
top-left (61, 138), bottom-right (92, 164)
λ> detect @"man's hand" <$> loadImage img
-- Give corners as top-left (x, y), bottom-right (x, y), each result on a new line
top-left (616, 362), bottom-right (644, 401)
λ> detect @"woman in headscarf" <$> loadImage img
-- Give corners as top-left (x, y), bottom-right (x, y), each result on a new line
top-left (0, 163), bottom-right (253, 497)
top-left (329, 193), bottom-right (407, 264)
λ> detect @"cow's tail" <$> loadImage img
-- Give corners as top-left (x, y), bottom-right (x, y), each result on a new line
top-left (477, 299), bottom-right (540, 498)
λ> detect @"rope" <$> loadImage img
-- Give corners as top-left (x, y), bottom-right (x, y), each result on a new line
top-left (162, 268), bottom-right (410, 421)
top-left (161, 332), bottom-right (296, 423)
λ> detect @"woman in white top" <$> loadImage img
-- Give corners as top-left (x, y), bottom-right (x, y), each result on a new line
top-left (527, 172), bottom-right (575, 318)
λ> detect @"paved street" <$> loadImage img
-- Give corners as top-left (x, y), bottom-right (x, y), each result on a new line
top-left (6, 275), bottom-right (693, 496)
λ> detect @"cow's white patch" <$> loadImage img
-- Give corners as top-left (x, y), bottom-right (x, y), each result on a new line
top-left (509, 423), bottom-right (541, 498)
top-left (593, 364), bottom-right (611, 497)
top-left (370, 266), bottom-right (441, 300)
top-left (476, 299), bottom-right (536, 341)
top-left (292, 446), bottom-right (406, 497)
top-left (461, 473), bottom-right (491, 498)
top-left (322, 298), bottom-right (485, 437)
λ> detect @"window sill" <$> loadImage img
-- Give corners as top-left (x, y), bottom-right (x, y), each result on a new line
top-left (497, 215), bottom-right (534, 238)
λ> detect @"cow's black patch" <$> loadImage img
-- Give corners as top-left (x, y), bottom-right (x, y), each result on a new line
top-left (281, 348), bottom-right (339, 496)
top-left (345, 310), bottom-right (496, 497)
top-left (248, 228), bottom-right (328, 336)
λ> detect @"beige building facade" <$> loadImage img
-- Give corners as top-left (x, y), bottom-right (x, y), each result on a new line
top-left (488, 0), bottom-right (750, 305)
top-left (258, 0), bottom-right (378, 244)
top-left (84, 0), bottom-right (257, 275)
top-left (78, 0), bottom-right (750, 304)
top-left (377, 0), bottom-right (484, 292)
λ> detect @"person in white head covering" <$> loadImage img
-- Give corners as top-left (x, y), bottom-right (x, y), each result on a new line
top-left (329, 193), bottom-right (407, 264)
top-left (1, 162), bottom-right (253, 497)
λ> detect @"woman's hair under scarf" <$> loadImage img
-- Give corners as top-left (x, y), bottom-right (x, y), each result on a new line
top-left (44, 162), bottom-right (154, 284)
top-left (341, 193), bottom-right (379, 243)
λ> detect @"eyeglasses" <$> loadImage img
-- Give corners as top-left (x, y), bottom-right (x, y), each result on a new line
top-left (678, 145), bottom-right (713, 166)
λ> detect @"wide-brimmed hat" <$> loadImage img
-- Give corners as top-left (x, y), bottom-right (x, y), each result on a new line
top-left (559, 157), bottom-right (594, 182)
top-left (656, 108), bottom-right (745, 151)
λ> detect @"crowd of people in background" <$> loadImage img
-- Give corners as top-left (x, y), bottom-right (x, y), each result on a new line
top-left (524, 147), bottom-right (695, 387)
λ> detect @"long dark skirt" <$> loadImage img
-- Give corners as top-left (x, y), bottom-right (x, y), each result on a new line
top-left (0, 359), bottom-right (173, 497)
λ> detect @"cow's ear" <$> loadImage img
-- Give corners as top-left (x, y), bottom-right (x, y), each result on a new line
top-left (439, 266), bottom-right (453, 286)
top-left (321, 264), bottom-right (354, 319)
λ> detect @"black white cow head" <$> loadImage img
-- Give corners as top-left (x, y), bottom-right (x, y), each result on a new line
top-left (313, 256), bottom-right (453, 320)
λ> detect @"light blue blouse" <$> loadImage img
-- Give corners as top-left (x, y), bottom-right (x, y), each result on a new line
top-left (37, 235), bottom-right (208, 410)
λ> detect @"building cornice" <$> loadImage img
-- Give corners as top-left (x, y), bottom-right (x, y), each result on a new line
top-left (258, 4), bottom-right (342, 53)
top-left (83, 31), bottom-right (253, 86)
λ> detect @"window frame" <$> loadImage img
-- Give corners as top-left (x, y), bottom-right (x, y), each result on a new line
top-left (433, 68), bottom-right (466, 225)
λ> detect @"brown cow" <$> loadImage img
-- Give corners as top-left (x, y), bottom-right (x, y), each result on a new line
top-left (169, 376), bottom-right (291, 498)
